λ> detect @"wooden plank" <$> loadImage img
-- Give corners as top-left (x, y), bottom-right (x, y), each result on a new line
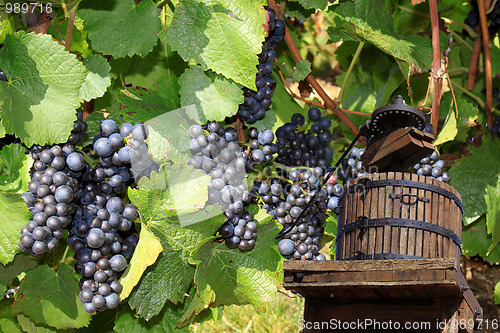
top-left (336, 191), bottom-right (346, 260)
top-left (384, 172), bottom-right (394, 254)
top-left (399, 173), bottom-right (411, 255)
top-left (375, 173), bottom-right (385, 255)
top-left (407, 173), bottom-right (419, 256)
top-left (368, 174), bottom-right (378, 256)
top-left (416, 174), bottom-right (426, 258)
top-left (442, 181), bottom-right (452, 260)
top-left (430, 176), bottom-right (439, 258)
top-left (283, 258), bottom-right (457, 272)
top-left (423, 175), bottom-right (432, 258)
top-left (392, 172), bottom-right (402, 255)
top-left (354, 179), bottom-right (364, 258)
top-left (436, 177), bottom-right (445, 258)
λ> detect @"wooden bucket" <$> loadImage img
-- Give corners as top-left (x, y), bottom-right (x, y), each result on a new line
top-left (336, 172), bottom-right (463, 266)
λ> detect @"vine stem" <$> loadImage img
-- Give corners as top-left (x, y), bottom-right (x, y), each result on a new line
top-left (65, 8), bottom-right (76, 52)
top-left (466, 37), bottom-right (482, 90)
top-left (478, 0), bottom-right (493, 130)
top-left (233, 117), bottom-right (245, 143)
top-left (450, 79), bottom-right (486, 108)
top-left (339, 41), bottom-right (364, 102)
top-left (275, 66), bottom-right (370, 117)
top-left (267, 0), bottom-right (359, 136)
top-left (429, 0), bottom-right (443, 138)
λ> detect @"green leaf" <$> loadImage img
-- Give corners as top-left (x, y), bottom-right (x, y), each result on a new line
top-left (11, 263), bottom-right (91, 330)
top-left (124, 43), bottom-right (188, 89)
top-left (119, 77), bottom-right (181, 124)
top-left (127, 169), bottom-right (220, 319)
top-left (0, 192), bottom-right (31, 265)
top-left (119, 226), bottom-right (163, 301)
top-left (114, 301), bottom-right (190, 333)
top-left (0, 31), bottom-right (88, 146)
top-left (291, 60), bottom-right (312, 82)
top-left (485, 176), bottom-right (500, 253)
top-left (79, 54), bottom-right (111, 101)
top-left (179, 66), bottom-right (243, 123)
top-left (291, 0), bottom-right (328, 10)
top-left (494, 280), bottom-right (500, 305)
top-left (491, 44), bottom-right (500, 78)
top-left (0, 123), bottom-right (5, 138)
top-left (0, 255), bottom-right (38, 299)
top-left (16, 314), bottom-right (62, 333)
top-left (449, 138), bottom-right (500, 225)
top-left (434, 105), bottom-right (457, 146)
top-left (461, 217), bottom-right (500, 265)
top-left (166, 0), bottom-right (267, 89)
top-left (455, 98), bottom-right (479, 142)
top-left (0, 144), bottom-right (31, 193)
top-left (78, 0), bottom-right (161, 58)
top-left (0, 302), bottom-right (22, 333)
top-left (190, 209), bottom-right (284, 310)
top-left (327, 0), bottom-right (431, 80)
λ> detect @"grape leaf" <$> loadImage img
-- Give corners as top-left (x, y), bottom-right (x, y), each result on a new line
top-left (114, 297), bottom-right (190, 333)
top-left (461, 217), bottom-right (500, 265)
top-left (0, 31), bottom-right (87, 147)
top-left (0, 255), bottom-right (37, 300)
top-left (0, 302), bottom-right (22, 333)
top-left (11, 263), bottom-right (91, 329)
top-left (327, 0), bottom-right (432, 80)
top-left (179, 66), bottom-right (243, 123)
top-left (16, 314), bottom-right (62, 333)
top-left (119, 77), bottom-right (181, 124)
top-left (433, 105), bottom-right (457, 146)
top-left (0, 123), bottom-right (5, 138)
top-left (495, 280), bottom-right (500, 305)
top-left (0, 192), bottom-right (31, 265)
top-left (485, 177), bottom-right (500, 253)
top-left (127, 169), bottom-right (220, 319)
top-left (291, 0), bottom-right (328, 10)
top-left (124, 43), bottom-right (188, 89)
top-left (119, 226), bottom-right (163, 301)
top-left (166, 0), bottom-right (267, 89)
top-left (78, 0), bottom-right (161, 58)
top-left (291, 60), bottom-right (312, 82)
top-left (0, 144), bottom-right (31, 193)
top-left (189, 209), bottom-right (284, 310)
top-left (79, 54), bottom-right (111, 101)
top-left (455, 99), bottom-right (479, 142)
top-left (449, 138), bottom-right (500, 225)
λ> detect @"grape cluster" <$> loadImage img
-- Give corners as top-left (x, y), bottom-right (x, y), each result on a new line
top-left (188, 122), bottom-right (258, 250)
top-left (463, 0), bottom-right (500, 38)
top-left (336, 147), bottom-right (367, 184)
top-left (247, 127), bottom-right (277, 167)
top-left (269, 168), bottom-right (335, 261)
top-left (237, 8), bottom-right (285, 124)
top-left (19, 116), bottom-right (150, 313)
top-left (275, 108), bottom-right (334, 170)
top-left (411, 150), bottom-right (450, 182)
top-left (19, 112), bottom-right (88, 256)
top-left (93, 120), bottom-right (158, 181)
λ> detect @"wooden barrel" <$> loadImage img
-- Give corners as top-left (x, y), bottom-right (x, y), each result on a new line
top-left (336, 172), bottom-right (462, 266)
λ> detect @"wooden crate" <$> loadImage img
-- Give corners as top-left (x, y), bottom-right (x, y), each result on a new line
top-left (337, 172), bottom-right (462, 267)
top-left (283, 259), bottom-right (483, 333)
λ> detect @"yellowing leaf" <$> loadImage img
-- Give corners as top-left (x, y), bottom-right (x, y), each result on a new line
top-left (119, 227), bottom-right (163, 301)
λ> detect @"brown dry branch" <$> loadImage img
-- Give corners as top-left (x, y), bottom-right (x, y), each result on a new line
top-left (466, 37), bottom-right (482, 90)
top-left (429, 0), bottom-right (444, 138)
top-left (65, 8), bottom-right (76, 52)
top-left (478, 0), bottom-right (494, 130)
top-left (267, 0), bottom-right (359, 136)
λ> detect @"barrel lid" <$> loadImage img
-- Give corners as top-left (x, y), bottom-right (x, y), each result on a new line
top-left (370, 95), bottom-right (425, 135)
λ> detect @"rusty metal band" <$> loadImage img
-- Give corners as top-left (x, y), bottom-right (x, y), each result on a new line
top-left (337, 217), bottom-right (461, 247)
top-left (343, 253), bottom-right (424, 260)
top-left (345, 178), bottom-right (463, 213)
